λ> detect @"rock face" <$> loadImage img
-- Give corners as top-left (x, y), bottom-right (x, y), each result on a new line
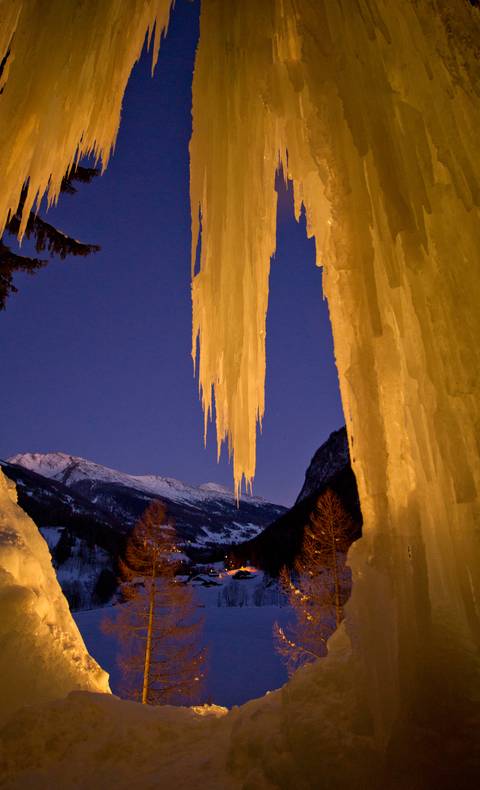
top-left (1, 453), bottom-right (286, 609)
top-left (295, 427), bottom-right (350, 504)
top-left (228, 428), bottom-right (361, 575)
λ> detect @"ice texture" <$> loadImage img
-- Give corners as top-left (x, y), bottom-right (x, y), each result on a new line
top-left (0, 0), bottom-right (479, 784)
top-left (190, 0), bottom-right (480, 748)
top-left (0, 472), bottom-right (109, 726)
top-left (0, 0), bottom-right (173, 238)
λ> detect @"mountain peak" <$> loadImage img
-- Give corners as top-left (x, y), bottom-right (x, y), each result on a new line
top-left (7, 451), bottom-right (273, 507)
top-left (295, 427), bottom-right (350, 504)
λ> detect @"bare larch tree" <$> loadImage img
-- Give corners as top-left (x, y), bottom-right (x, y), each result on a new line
top-left (104, 500), bottom-right (207, 705)
top-left (274, 489), bottom-right (353, 676)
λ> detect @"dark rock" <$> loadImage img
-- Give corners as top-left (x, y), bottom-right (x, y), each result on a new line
top-left (228, 427), bottom-right (362, 576)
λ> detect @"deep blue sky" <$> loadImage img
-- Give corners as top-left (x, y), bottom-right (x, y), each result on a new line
top-left (0, 0), bottom-right (343, 506)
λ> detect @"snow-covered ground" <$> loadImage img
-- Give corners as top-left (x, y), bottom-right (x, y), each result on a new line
top-left (38, 525), bottom-right (114, 610)
top-left (194, 521), bottom-right (264, 546)
top-left (75, 568), bottom-right (294, 708)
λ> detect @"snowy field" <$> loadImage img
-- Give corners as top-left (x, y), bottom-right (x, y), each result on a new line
top-left (75, 570), bottom-right (294, 708)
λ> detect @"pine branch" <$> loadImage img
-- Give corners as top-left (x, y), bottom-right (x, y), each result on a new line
top-left (7, 212), bottom-right (100, 259)
top-left (0, 164), bottom-right (100, 309)
top-left (0, 242), bottom-right (47, 310)
top-left (33, 214), bottom-right (100, 258)
top-left (60, 165), bottom-right (100, 195)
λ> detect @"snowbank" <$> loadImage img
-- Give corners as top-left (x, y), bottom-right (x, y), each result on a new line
top-left (1, 483), bottom-right (478, 786)
top-left (0, 476), bottom-right (382, 786)
top-left (0, 628), bottom-right (378, 789)
top-left (0, 471), bottom-right (109, 726)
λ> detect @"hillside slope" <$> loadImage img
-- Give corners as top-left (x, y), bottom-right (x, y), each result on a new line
top-left (228, 428), bottom-right (361, 574)
top-left (2, 453), bottom-right (286, 608)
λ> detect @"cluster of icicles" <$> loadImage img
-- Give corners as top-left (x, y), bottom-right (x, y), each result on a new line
top-left (1, 0), bottom-right (479, 749)
top-left (0, 0), bottom-right (172, 239)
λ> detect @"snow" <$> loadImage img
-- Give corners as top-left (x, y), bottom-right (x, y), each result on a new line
top-left (74, 577), bottom-right (292, 708)
top-left (56, 541), bottom-right (112, 611)
top-left (0, 621), bottom-right (373, 788)
top-left (37, 525), bottom-right (114, 611)
top-left (296, 427), bottom-right (350, 503)
top-left (39, 525), bottom-right (64, 550)
top-left (194, 521), bottom-right (263, 546)
top-left (0, 471), bottom-right (109, 726)
top-left (74, 567), bottom-right (292, 707)
top-left (0, 490), bottom-right (369, 785)
top-left (199, 482), bottom-right (233, 495)
top-left (9, 451), bottom-right (270, 507)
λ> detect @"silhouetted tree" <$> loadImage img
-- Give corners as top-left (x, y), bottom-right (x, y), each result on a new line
top-left (274, 489), bottom-right (352, 675)
top-left (0, 165), bottom-right (100, 309)
top-left (104, 500), bottom-right (207, 705)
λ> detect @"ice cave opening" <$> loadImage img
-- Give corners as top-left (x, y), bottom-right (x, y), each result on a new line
top-left (0, 4), bottom-right (350, 717)
top-left (1, 1), bottom-right (480, 787)
top-left (71, 171), bottom-right (351, 711)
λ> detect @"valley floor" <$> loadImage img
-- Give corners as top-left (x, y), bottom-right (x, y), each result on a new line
top-left (75, 575), bottom-right (294, 708)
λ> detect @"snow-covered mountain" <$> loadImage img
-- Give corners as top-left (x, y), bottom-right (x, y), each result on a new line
top-left (6, 452), bottom-right (285, 545)
top-left (1, 452), bottom-right (286, 610)
top-left (2, 434), bottom-right (358, 611)
top-left (8, 451), bottom-right (267, 507)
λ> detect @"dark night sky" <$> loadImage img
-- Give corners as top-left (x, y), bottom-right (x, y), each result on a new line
top-left (0, 0), bottom-right (343, 506)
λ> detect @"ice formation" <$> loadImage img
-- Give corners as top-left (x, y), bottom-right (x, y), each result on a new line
top-left (0, 472), bottom-right (109, 726)
top-left (0, 0), bottom-right (479, 785)
top-left (0, 0), bottom-right (173, 239)
top-left (190, 0), bottom-right (480, 747)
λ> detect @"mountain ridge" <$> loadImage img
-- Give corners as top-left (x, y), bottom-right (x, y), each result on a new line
top-left (1, 452), bottom-right (286, 609)
top-left (8, 451), bottom-right (270, 506)
top-left (3, 430), bottom-right (359, 609)
top-left (228, 427), bottom-right (361, 574)
top-left (295, 426), bottom-right (350, 504)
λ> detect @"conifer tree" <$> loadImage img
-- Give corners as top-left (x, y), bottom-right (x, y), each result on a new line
top-left (274, 489), bottom-right (353, 676)
top-left (0, 165), bottom-right (100, 309)
top-left (104, 500), bottom-right (207, 705)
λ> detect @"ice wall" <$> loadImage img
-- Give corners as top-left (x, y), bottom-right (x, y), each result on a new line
top-left (0, 0), bottom-right (173, 238)
top-left (190, 0), bottom-right (480, 746)
top-left (0, 0), bottom-right (479, 777)
top-left (0, 470), bottom-right (109, 724)
top-left (1, 627), bottom-right (379, 788)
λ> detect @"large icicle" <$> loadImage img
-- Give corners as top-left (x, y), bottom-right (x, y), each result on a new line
top-left (191, 0), bottom-right (480, 746)
top-left (190, 4), bottom-right (282, 496)
top-left (0, 0), bottom-right (173, 239)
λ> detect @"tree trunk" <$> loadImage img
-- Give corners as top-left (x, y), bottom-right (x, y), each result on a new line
top-left (142, 563), bottom-right (156, 704)
top-left (330, 529), bottom-right (342, 628)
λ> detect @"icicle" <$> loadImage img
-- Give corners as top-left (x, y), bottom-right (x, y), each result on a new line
top-left (1, 0), bottom-right (479, 758)
top-left (0, 0), bottom-right (174, 239)
top-left (191, 0), bottom-right (480, 744)
top-left (191, 2), bottom-right (286, 498)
